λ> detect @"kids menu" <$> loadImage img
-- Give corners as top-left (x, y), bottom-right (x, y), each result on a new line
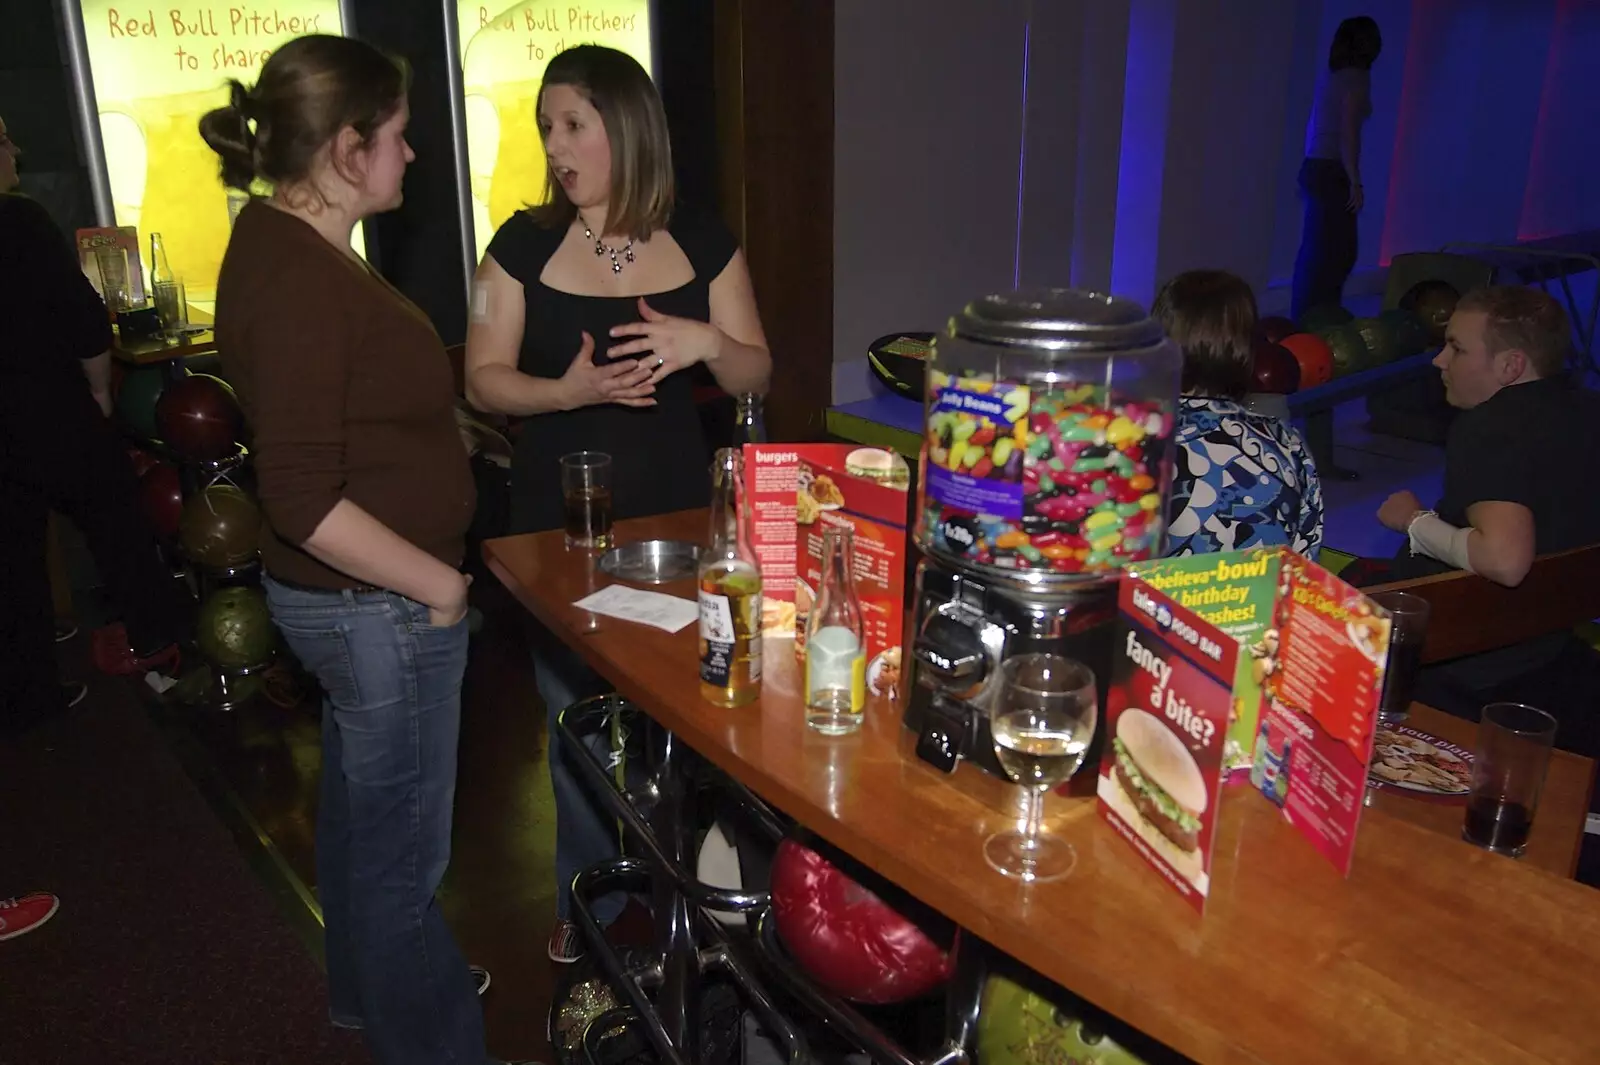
top-left (1117, 548), bottom-right (1392, 882)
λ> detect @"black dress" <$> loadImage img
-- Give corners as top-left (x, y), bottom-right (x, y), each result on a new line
top-left (486, 206), bottom-right (736, 534)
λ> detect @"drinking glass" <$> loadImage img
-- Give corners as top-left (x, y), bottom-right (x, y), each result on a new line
top-left (1370, 591), bottom-right (1430, 724)
top-left (1463, 702), bottom-right (1557, 858)
top-left (94, 245), bottom-right (131, 314)
top-left (154, 279), bottom-right (188, 338)
top-left (985, 654), bottom-right (1098, 883)
top-left (561, 451), bottom-right (614, 550)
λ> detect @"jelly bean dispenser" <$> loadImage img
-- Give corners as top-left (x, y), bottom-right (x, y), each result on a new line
top-left (905, 289), bottom-right (1182, 778)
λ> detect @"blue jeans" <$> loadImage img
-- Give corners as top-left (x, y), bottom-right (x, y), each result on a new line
top-left (529, 621), bottom-right (628, 925)
top-left (264, 576), bottom-right (486, 1065)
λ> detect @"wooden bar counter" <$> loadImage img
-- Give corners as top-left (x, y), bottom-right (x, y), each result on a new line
top-left (486, 510), bottom-right (1600, 1065)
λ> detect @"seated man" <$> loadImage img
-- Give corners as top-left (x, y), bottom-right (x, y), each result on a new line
top-left (1368, 285), bottom-right (1600, 752)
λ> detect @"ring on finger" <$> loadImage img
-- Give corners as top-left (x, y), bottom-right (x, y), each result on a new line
top-left (654, 356), bottom-right (665, 370)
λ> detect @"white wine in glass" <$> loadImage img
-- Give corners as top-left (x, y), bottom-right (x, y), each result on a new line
top-left (985, 653), bottom-right (1098, 882)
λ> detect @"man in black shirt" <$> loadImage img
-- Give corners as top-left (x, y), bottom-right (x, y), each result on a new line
top-left (1369, 285), bottom-right (1600, 755)
top-left (0, 115), bottom-right (189, 733)
top-left (1376, 285), bottom-right (1600, 584)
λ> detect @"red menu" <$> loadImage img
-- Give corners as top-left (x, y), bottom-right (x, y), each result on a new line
top-left (741, 445), bottom-right (910, 704)
top-left (1098, 577), bottom-right (1234, 913)
top-left (1249, 553), bottom-right (1391, 876)
top-left (794, 449), bottom-right (909, 701)
top-left (742, 444), bottom-right (821, 641)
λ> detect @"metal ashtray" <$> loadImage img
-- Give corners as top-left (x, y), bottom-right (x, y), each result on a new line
top-left (598, 540), bottom-right (703, 584)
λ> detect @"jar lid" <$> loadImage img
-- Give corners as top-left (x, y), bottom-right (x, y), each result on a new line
top-left (948, 288), bottom-right (1165, 352)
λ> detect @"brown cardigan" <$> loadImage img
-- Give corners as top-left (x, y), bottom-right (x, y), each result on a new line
top-left (216, 201), bottom-right (475, 590)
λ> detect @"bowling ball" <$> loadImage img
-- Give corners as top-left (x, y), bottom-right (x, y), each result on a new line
top-left (156, 374), bottom-right (243, 462)
top-left (115, 365), bottom-right (187, 442)
top-left (1352, 315), bottom-right (1402, 365)
top-left (137, 461), bottom-right (185, 539)
top-left (178, 484), bottom-right (262, 570)
top-left (1251, 337), bottom-right (1301, 394)
top-left (1378, 308), bottom-right (1431, 358)
top-left (1399, 280), bottom-right (1460, 345)
top-left (1318, 321), bottom-right (1373, 376)
top-left (1279, 333), bottom-right (1335, 389)
top-left (1298, 303), bottom-right (1354, 335)
top-left (977, 974), bottom-right (1150, 1065)
top-left (1257, 315), bottom-right (1298, 344)
top-left (770, 838), bottom-right (954, 1004)
top-left (197, 586), bottom-right (277, 670)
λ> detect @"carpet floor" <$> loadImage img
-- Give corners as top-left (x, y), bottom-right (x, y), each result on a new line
top-left (0, 667), bottom-right (370, 1065)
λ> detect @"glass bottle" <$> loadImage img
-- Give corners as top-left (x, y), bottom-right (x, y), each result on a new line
top-left (734, 393), bottom-right (767, 445)
top-left (699, 447), bottom-right (764, 707)
top-left (804, 523), bottom-right (866, 735)
top-left (149, 232), bottom-right (174, 287)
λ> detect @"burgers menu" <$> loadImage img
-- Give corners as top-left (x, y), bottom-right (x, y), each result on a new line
top-left (1098, 576), bottom-right (1234, 913)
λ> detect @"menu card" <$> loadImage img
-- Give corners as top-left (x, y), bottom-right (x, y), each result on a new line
top-left (1126, 549), bottom-right (1280, 782)
top-left (793, 448), bottom-right (910, 701)
top-left (742, 444), bottom-right (815, 641)
top-left (1252, 552), bottom-right (1391, 875)
top-left (76, 226), bottom-right (146, 305)
top-left (1129, 547), bottom-right (1392, 877)
top-left (1097, 576), bottom-right (1234, 912)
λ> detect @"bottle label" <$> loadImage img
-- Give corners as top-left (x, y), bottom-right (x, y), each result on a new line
top-left (804, 627), bottom-right (866, 712)
top-left (699, 591), bottom-right (735, 687)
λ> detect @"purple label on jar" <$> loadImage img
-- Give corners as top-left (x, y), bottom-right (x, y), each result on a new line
top-left (925, 379), bottom-right (1029, 520)
top-left (926, 465), bottom-right (1024, 519)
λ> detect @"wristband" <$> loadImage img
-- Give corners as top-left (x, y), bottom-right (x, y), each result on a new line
top-left (1407, 510), bottom-right (1475, 573)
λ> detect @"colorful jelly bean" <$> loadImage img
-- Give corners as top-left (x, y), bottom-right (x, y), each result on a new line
top-left (921, 371), bottom-right (1174, 577)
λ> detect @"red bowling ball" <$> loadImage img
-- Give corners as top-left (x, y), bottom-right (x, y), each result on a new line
top-left (1251, 337), bottom-right (1302, 394)
top-left (155, 374), bottom-right (243, 462)
top-left (770, 838), bottom-right (955, 1004)
top-left (137, 461), bottom-right (185, 540)
top-left (1257, 315), bottom-right (1298, 344)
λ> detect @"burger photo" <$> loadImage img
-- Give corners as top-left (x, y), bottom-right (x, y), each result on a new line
top-left (1101, 708), bottom-right (1210, 889)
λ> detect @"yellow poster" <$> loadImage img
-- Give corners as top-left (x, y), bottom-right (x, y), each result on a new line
top-left (76, 2), bottom-right (348, 307)
top-left (458, 2), bottom-right (653, 266)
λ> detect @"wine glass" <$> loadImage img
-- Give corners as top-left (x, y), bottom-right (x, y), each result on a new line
top-left (985, 653), bottom-right (1098, 882)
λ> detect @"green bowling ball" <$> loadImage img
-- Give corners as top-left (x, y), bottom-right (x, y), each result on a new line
top-left (115, 365), bottom-right (187, 442)
top-left (1316, 321), bottom-right (1373, 376)
top-left (1377, 308), bottom-right (1431, 357)
top-left (977, 975), bottom-right (1149, 1065)
top-left (1400, 279), bottom-right (1460, 345)
top-left (179, 484), bottom-right (262, 570)
top-left (197, 586), bottom-right (277, 670)
top-left (1351, 316), bottom-right (1401, 365)
top-left (1298, 303), bottom-right (1354, 335)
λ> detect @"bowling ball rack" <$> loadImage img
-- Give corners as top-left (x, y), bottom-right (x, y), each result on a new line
top-left (554, 695), bottom-right (988, 1065)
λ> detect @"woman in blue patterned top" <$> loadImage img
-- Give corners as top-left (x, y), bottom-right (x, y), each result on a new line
top-left (1153, 271), bottom-right (1324, 559)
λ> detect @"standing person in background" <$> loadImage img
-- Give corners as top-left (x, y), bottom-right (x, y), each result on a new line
top-left (1155, 270), bottom-right (1324, 559)
top-left (0, 113), bottom-right (188, 735)
top-left (1291, 15), bottom-right (1382, 321)
top-left (201, 36), bottom-right (538, 1065)
top-left (465, 44), bottom-right (770, 964)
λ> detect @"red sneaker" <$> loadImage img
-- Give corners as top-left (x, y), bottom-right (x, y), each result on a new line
top-left (91, 624), bottom-right (181, 677)
top-left (0, 893), bottom-right (60, 941)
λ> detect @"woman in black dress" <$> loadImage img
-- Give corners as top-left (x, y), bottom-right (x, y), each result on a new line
top-left (464, 45), bottom-right (770, 962)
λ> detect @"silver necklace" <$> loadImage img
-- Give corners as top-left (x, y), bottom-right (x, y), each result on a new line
top-left (581, 216), bottom-right (634, 274)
